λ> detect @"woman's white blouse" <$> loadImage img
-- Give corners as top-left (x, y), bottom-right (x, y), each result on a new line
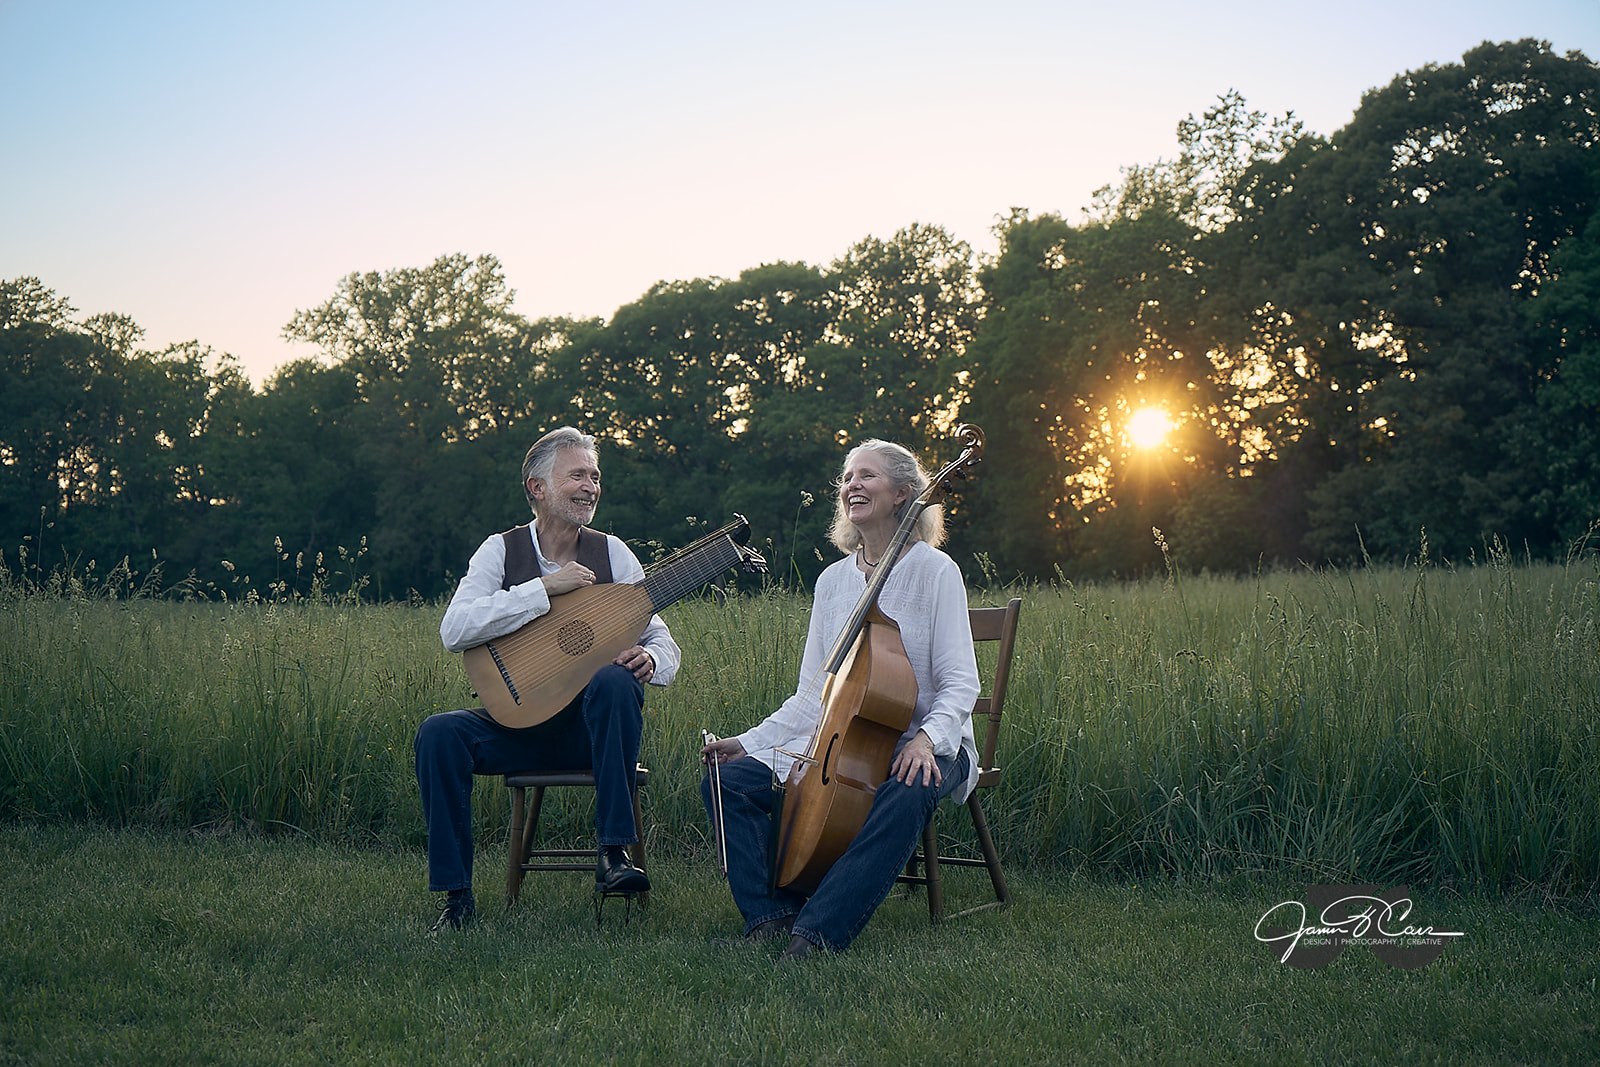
top-left (735, 540), bottom-right (981, 802)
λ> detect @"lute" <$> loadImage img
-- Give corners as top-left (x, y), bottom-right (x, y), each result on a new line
top-left (463, 516), bottom-right (767, 728)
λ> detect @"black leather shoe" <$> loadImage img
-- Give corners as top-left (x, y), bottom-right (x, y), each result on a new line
top-left (596, 845), bottom-right (650, 894)
top-left (429, 890), bottom-right (476, 934)
top-left (777, 934), bottom-right (821, 963)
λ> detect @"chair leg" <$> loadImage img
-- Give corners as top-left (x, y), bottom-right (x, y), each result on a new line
top-left (628, 785), bottom-right (646, 869)
top-left (922, 817), bottom-right (945, 923)
top-left (508, 785), bottom-right (547, 905)
top-left (967, 793), bottom-right (1010, 907)
top-left (903, 845), bottom-right (923, 882)
top-left (505, 786), bottom-right (527, 905)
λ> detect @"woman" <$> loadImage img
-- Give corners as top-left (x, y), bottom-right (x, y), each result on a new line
top-left (701, 439), bottom-right (979, 960)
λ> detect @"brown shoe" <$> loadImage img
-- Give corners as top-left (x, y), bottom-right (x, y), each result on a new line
top-left (777, 934), bottom-right (821, 963)
top-left (711, 915), bottom-right (794, 947)
top-left (749, 916), bottom-right (795, 941)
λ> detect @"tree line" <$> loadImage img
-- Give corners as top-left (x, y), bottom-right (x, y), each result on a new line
top-left (3, 40), bottom-right (1597, 600)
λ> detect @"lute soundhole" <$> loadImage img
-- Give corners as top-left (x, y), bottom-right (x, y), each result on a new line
top-left (557, 620), bottom-right (596, 656)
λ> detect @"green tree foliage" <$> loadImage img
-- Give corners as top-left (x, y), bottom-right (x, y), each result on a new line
top-left (966, 42), bottom-right (1598, 576)
top-left (961, 210), bottom-right (1200, 578)
top-left (283, 254), bottom-right (542, 594)
top-left (1, 279), bottom-right (248, 591)
top-left (1223, 40), bottom-right (1600, 562)
top-left (544, 261), bottom-right (834, 570)
top-left (1, 279), bottom-right (98, 550)
top-left (3, 41), bottom-right (1596, 593)
top-left (1512, 169), bottom-right (1600, 542)
top-left (811, 224), bottom-right (982, 449)
top-left (196, 357), bottom-right (373, 595)
top-left (963, 94), bottom-right (1302, 578)
top-left (541, 227), bottom-right (983, 583)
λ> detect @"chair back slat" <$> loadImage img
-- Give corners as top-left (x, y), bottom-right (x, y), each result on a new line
top-left (968, 597), bottom-right (1021, 773)
top-left (968, 606), bottom-right (1010, 642)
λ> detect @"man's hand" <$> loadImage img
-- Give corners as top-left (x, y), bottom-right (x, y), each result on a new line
top-left (542, 560), bottom-right (596, 597)
top-left (614, 645), bottom-right (655, 682)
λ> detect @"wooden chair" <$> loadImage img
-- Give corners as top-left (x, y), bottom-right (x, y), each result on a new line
top-left (898, 596), bottom-right (1022, 922)
top-left (503, 766), bottom-right (649, 905)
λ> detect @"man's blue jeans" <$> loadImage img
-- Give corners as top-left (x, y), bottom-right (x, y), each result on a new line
top-left (702, 748), bottom-right (969, 951)
top-left (415, 664), bottom-right (644, 892)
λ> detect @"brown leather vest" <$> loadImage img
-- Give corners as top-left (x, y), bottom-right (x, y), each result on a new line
top-left (499, 524), bottom-right (614, 588)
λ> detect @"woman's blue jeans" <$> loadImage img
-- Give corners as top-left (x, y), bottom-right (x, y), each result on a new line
top-left (702, 749), bottom-right (969, 951)
top-left (415, 664), bottom-right (644, 892)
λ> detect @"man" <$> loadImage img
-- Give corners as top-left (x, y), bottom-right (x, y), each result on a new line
top-left (415, 426), bottom-right (680, 933)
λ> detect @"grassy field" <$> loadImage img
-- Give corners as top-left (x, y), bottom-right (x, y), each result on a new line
top-left (3, 549), bottom-right (1597, 895)
top-left (1, 551), bottom-right (1598, 1062)
top-left (1, 825), bottom-right (1595, 1066)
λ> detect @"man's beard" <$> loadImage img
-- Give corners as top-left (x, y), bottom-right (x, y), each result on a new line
top-left (549, 495), bottom-right (597, 526)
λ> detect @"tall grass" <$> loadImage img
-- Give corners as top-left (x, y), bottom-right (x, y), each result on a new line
top-left (2, 545), bottom-right (1596, 897)
top-left (1000, 545), bottom-right (1600, 896)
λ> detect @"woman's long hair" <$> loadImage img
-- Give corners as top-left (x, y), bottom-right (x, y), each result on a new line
top-left (827, 439), bottom-right (945, 554)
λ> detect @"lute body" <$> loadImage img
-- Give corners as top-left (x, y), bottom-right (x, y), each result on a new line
top-left (462, 516), bottom-right (765, 728)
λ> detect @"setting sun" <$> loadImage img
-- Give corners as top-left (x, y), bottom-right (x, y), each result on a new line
top-left (1127, 407), bottom-right (1174, 450)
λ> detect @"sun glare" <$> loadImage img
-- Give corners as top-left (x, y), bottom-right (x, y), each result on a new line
top-left (1127, 407), bottom-right (1173, 450)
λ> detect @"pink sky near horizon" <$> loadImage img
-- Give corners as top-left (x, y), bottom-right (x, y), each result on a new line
top-left (3, 0), bottom-right (1597, 384)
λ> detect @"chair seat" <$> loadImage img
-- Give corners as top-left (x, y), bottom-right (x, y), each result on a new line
top-left (504, 767), bottom-right (650, 789)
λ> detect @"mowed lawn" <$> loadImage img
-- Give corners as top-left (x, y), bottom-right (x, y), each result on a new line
top-left (1, 825), bottom-right (1594, 1066)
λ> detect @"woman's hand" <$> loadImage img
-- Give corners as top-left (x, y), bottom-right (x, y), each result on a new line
top-left (891, 731), bottom-right (941, 787)
top-left (702, 736), bottom-right (746, 764)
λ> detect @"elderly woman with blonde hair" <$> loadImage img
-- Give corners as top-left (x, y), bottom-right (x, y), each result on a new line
top-left (702, 438), bottom-right (979, 961)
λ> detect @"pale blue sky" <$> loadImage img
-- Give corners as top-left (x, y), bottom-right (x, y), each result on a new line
top-left (3, 0), bottom-right (1596, 383)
